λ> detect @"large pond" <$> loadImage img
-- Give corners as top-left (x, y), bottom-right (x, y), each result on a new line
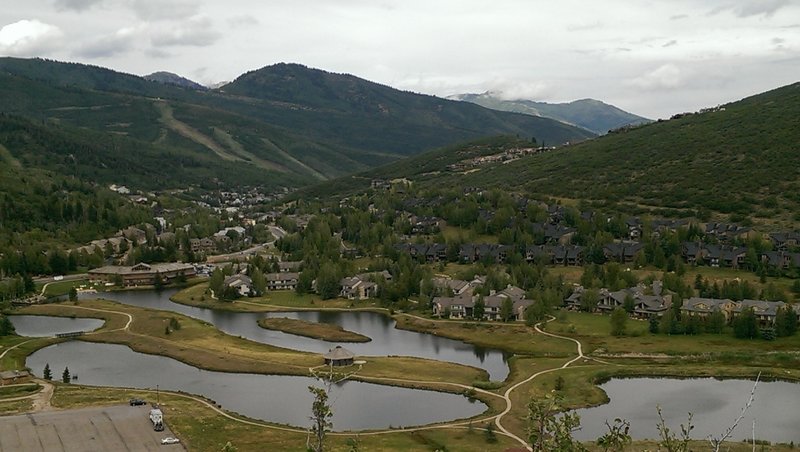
top-left (26, 342), bottom-right (487, 430)
top-left (9, 315), bottom-right (104, 337)
top-left (81, 289), bottom-right (510, 380)
top-left (573, 377), bottom-right (800, 443)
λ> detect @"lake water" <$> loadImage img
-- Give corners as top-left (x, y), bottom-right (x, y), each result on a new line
top-left (26, 342), bottom-right (487, 430)
top-left (81, 289), bottom-right (510, 380)
top-left (573, 377), bottom-right (800, 443)
top-left (9, 315), bottom-right (105, 337)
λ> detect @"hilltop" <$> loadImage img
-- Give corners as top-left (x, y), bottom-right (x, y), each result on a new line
top-left (144, 71), bottom-right (207, 90)
top-left (448, 92), bottom-right (649, 134)
top-left (306, 82), bottom-right (800, 224)
top-left (0, 58), bottom-right (593, 191)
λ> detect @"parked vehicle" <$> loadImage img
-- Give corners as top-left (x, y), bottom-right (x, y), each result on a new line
top-left (161, 437), bottom-right (180, 445)
top-left (150, 408), bottom-right (164, 431)
top-left (129, 398), bottom-right (146, 406)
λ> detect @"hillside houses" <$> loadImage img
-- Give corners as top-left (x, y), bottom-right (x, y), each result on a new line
top-left (526, 245), bottom-right (584, 266)
top-left (603, 242), bottom-right (644, 263)
top-left (266, 272), bottom-right (299, 291)
top-left (340, 270), bottom-right (391, 300)
top-left (565, 281), bottom-right (671, 318)
top-left (430, 274), bottom-right (534, 321)
top-left (681, 297), bottom-right (798, 326)
top-left (681, 242), bottom-right (748, 269)
top-left (224, 274), bottom-right (253, 297)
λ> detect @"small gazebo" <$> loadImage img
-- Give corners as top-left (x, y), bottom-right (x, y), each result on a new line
top-left (322, 346), bottom-right (355, 367)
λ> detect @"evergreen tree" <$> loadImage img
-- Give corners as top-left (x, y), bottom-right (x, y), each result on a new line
top-left (251, 267), bottom-right (266, 296)
top-left (62, 366), bottom-right (71, 383)
top-left (43, 363), bottom-right (52, 380)
top-left (649, 316), bottom-right (659, 334)
top-left (610, 307), bottom-right (627, 336)
top-left (473, 296), bottom-right (485, 320)
top-left (209, 268), bottom-right (224, 296)
top-left (500, 297), bottom-right (514, 322)
top-left (0, 315), bottom-right (14, 336)
top-left (733, 307), bottom-right (759, 339)
top-left (68, 286), bottom-right (78, 302)
top-left (705, 310), bottom-right (726, 334)
top-left (775, 306), bottom-right (798, 337)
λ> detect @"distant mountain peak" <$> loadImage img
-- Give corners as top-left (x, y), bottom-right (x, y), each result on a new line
top-left (448, 92), bottom-right (649, 134)
top-left (144, 71), bottom-right (206, 90)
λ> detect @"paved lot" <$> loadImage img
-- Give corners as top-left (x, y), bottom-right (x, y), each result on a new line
top-left (0, 404), bottom-right (185, 452)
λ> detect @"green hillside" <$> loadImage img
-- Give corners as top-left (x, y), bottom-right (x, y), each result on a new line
top-left (305, 82), bottom-right (800, 224)
top-left (448, 92), bottom-right (650, 134)
top-left (0, 58), bottom-right (594, 189)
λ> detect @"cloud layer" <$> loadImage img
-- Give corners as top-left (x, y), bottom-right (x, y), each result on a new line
top-left (0, 0), bottom-right (798, 118)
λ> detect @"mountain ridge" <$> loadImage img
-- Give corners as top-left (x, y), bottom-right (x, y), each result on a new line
top-left (0, 57), bottom-right (595, 191)
top-left (448, 91), bottom-right (649, 135)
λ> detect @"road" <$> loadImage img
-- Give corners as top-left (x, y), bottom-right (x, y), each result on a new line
top-left (205, 226), bottom-right (286, 263)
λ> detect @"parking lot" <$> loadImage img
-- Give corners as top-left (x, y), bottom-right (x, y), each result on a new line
top-left (0, 404), bottom-right (185, 451)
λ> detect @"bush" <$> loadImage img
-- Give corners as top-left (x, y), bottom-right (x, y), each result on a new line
top-left (472, 380), bottom-right (504, 390)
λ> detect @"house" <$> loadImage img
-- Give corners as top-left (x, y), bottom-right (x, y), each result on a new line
top-left (626, 217), bottom-right (643, 240)
top-left (769, 232), bottom-right (800, 251)
top-left (432, 293), bottom-right (473, 319)
top-left (680, 297), bottom-right (737, 321)
top-left (703, 245), bottom-right (747, 268)
top-left (731, 299), bottom-right (786, 327)
top-left (116, 226), bottom-right (147, 244)
top-left (193, 237), bottom-right (217, 253)
top-left (88, 262), bottom-right (196, 286)
top-left (760, 251), bottom-right (800, 270)
top-left (681, 242), bottom-right (705, 265)
top-left (431, 277), bottom-right (472, 296)
top-left (224, 274), bottom-right (253, 297)
top-left (266, 272), bottom-right (299, 291)
top-left (340, 277), bottom-right (377, 300)
top-left (603, 242), bottom-right (643, 263)
top-left (704, 223), bottom-right (751, 243)
top-left (425, 243), bottom-right (448, 262)
top-left (278, 261), bottom-right (302, 273)
top-left (0, 370), bottom-right (32, 386)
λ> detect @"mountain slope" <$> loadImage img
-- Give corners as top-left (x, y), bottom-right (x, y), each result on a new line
top-left (144, 71), bottom-right (207, 90)
top-left (220, 63), bottom-right (596, 154)
top-left (0, 58), bottom-right (594, 191)
top-left (307, 82), bottom-right (800, 223)
top-left (448, 92), bottom-right (649, 134)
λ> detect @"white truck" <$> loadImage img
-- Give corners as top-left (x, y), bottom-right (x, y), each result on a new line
top-left (149, 408), bottom-right (164, 431)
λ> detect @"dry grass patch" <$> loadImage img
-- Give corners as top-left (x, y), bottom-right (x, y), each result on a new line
top-left (257, 317), bottom-right (370, 342)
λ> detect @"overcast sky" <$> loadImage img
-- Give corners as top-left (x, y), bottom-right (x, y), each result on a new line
top-left (1, 0), bottom-right (798, 118)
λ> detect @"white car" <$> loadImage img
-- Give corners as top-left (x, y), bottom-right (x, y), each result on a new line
top-left (161, 437), bottom-right (180, 445)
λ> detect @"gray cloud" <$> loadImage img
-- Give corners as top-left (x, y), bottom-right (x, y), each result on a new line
top-left (74, 29), bottom-right (135, 58)
top-left (227, 15), bottom-right (259, 27)
top-left (53, 0), bottom-right (104, 11)
top-left (736, 0), bottom-right (789, 17)
top-left (131, 0), bottom-right (199, 21)
top-left (663, 40), bottom-right (678, 48)
top-left (151, 17), bottom-right (221, 47)
top-left (670, 14), bottom-right (688, 20)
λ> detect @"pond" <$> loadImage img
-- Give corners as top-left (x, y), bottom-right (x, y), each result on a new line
top-left (26, 342), bottom-right (487, 430)
top-left (9, 315), bottom-right (105, 337)
top-left (82, 289), bottom-right (510, 380)
top-left (573, 377), bottom-right (800, 443)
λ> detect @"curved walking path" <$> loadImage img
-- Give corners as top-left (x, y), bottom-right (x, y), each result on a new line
top-left (493, 316), bottom-right (587, 451)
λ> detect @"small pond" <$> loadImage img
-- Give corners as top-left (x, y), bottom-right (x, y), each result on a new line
top-left (27, 342), bottom-right (487, 430)
top-left (9, 315), bottom-right (105, 337)
top-left (82, 289), bottom-right (510, 380)
top-left (573, 377), bottom-right (800, 443)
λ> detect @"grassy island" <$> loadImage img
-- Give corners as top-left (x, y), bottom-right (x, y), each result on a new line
top-left (257, 317), bottom-right (371, 343)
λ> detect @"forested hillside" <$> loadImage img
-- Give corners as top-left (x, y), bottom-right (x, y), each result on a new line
top-left (305, 82), bottom-right (800, 224)
top-left (0, 58), bottom-right (594, 188)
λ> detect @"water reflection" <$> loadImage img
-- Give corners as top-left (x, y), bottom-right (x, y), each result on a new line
top-left (27, 342), bottom-right (487, 430)
top-left (573, 377), bottom-right (800, 443)
top-left (82, 289), bottom-right (511, 380)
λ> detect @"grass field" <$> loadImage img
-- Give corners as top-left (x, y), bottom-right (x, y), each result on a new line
top-left (257, 317), bottom-right (371, 342)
